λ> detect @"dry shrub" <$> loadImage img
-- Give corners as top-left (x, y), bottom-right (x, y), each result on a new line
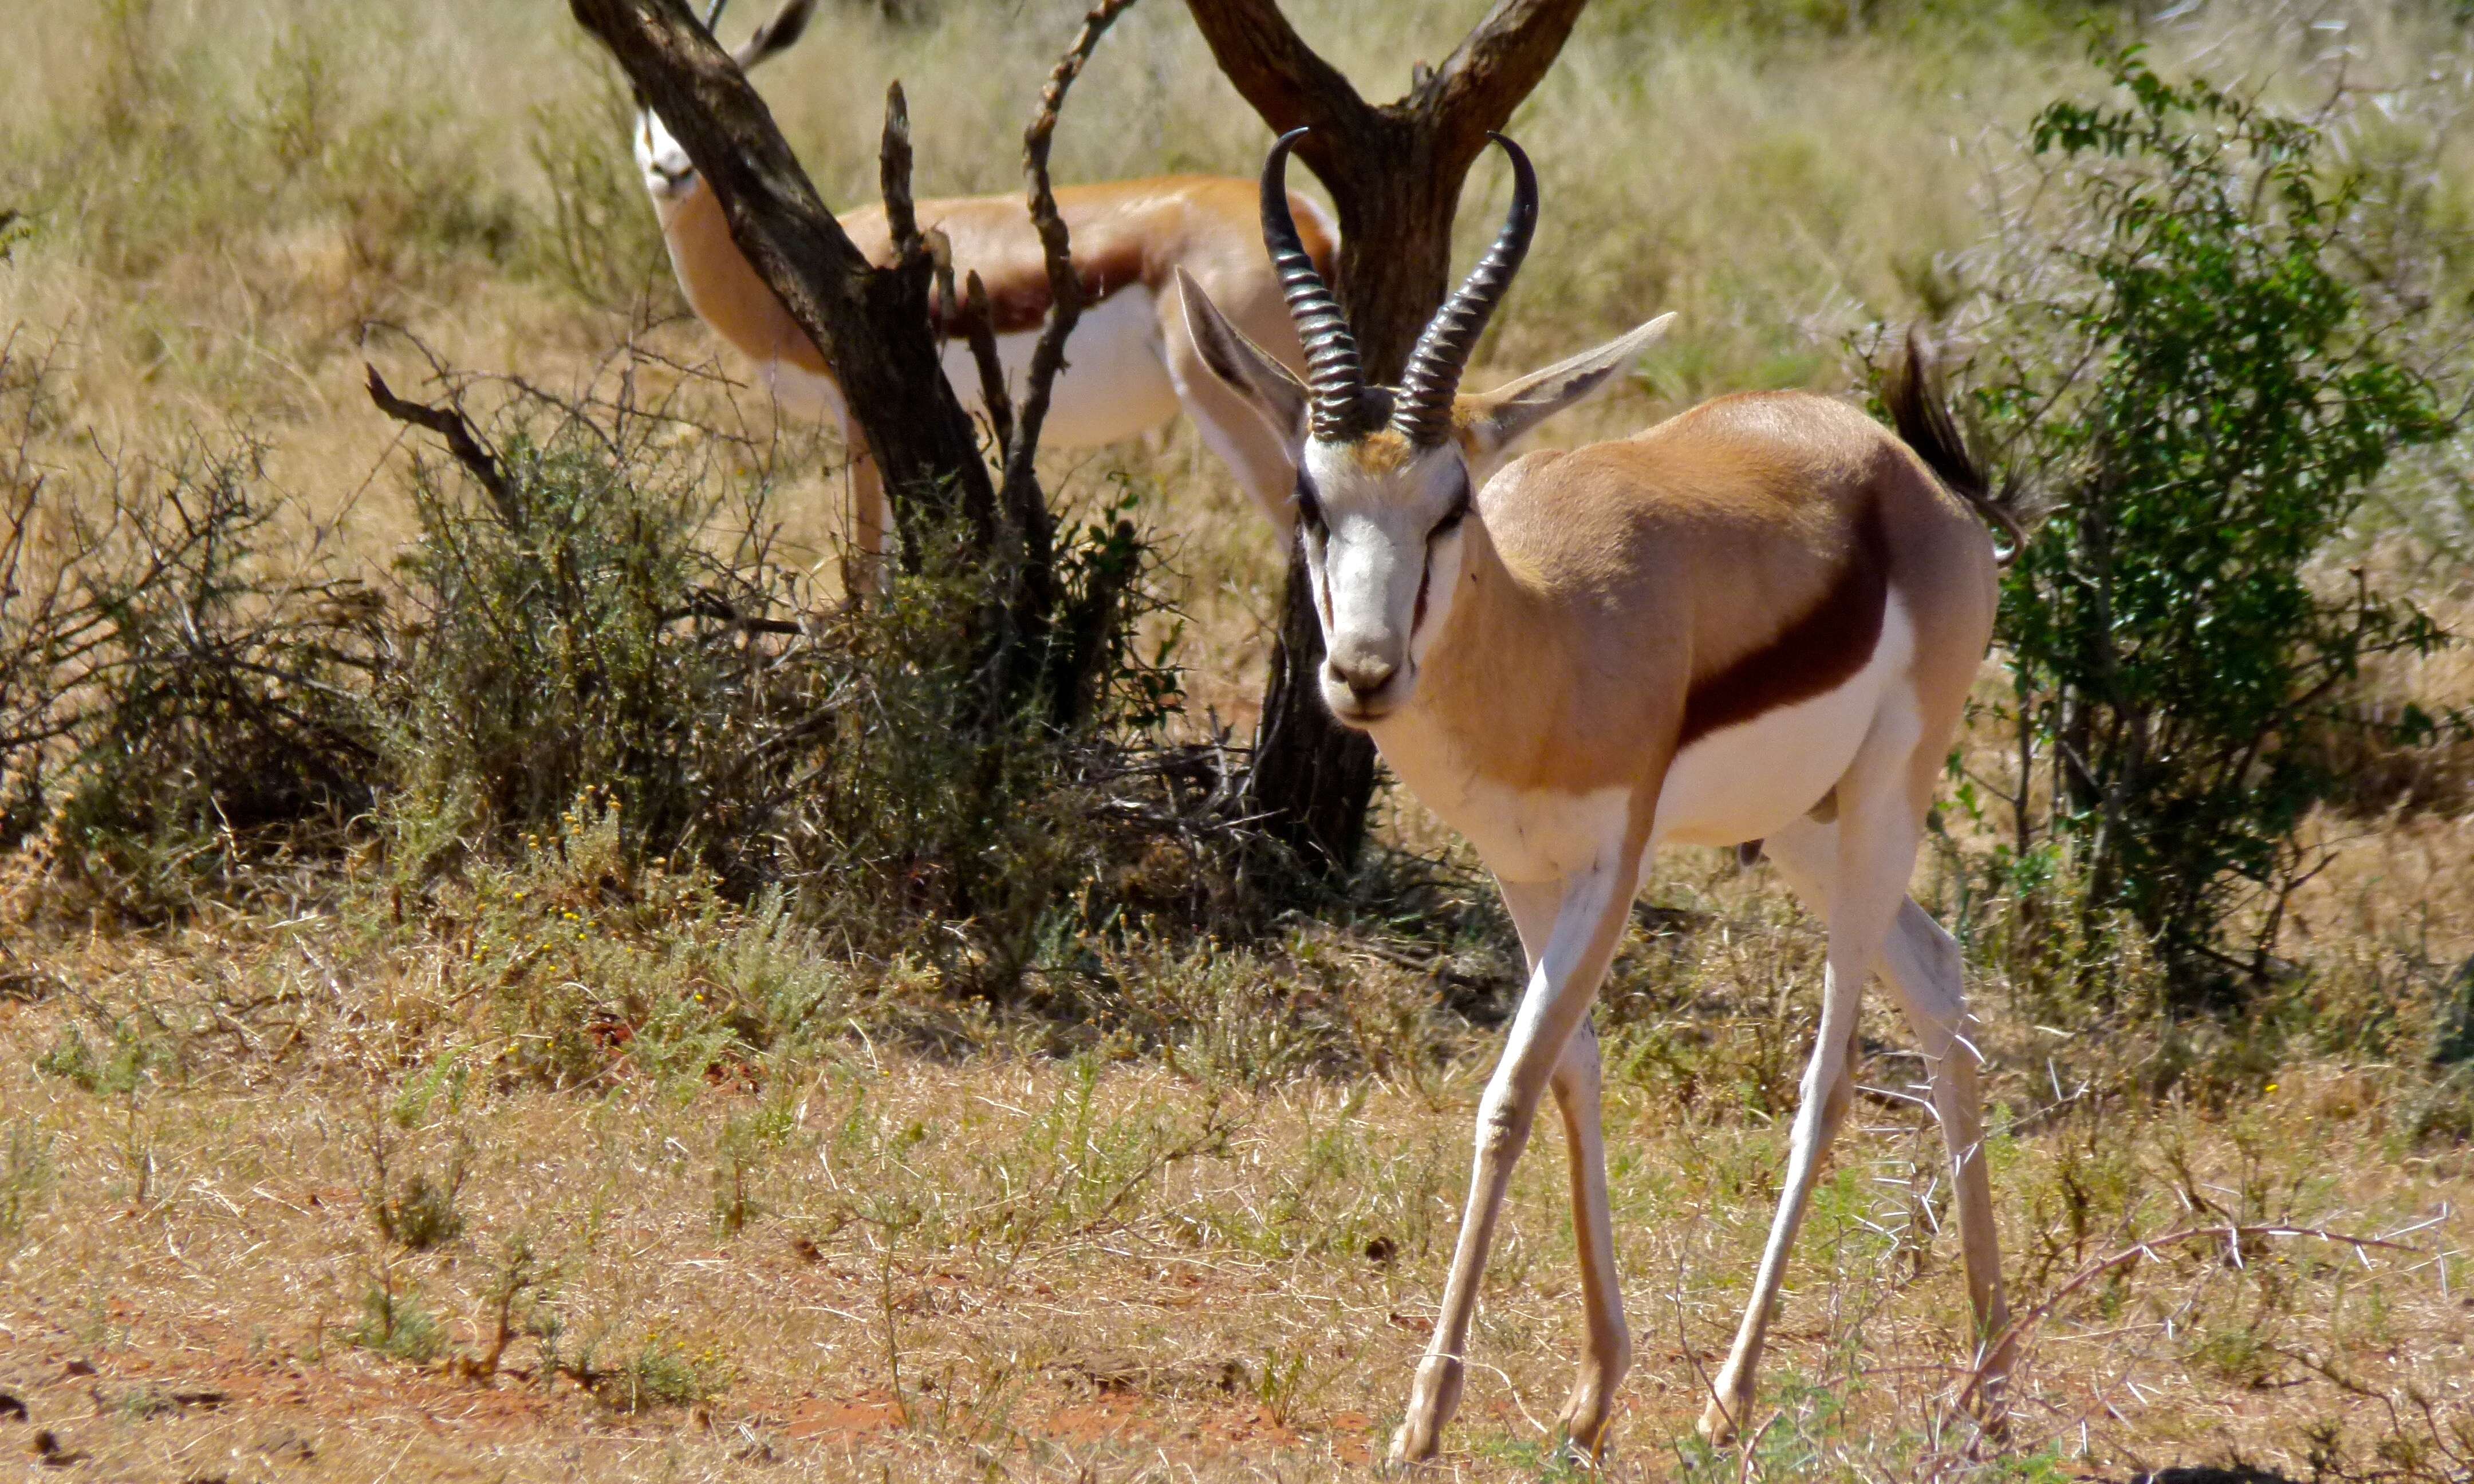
top-left (0, 331), bottom-right (386, 917)
top-left (376, 361), bottom-right (1205, 998)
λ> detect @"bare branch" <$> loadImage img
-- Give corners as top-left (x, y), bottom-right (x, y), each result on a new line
top-left (960, 269), bottom-right (1015, 456)
top-left (1003, 0), bottom-right (1138, 502)
top-left (1420, 0), bottom-right (1591, 155)
top-left (363, 365), bottom-right (515, 524)
top-left (1183, 0), bottom-right (1374, 179)
top-left (880, 81), bottom-right (919, 259)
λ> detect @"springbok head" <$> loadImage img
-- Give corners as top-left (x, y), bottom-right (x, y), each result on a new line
top-left (633, 0), bottom-right (816, 207)
top-left (1178, 131), bottom-right (1672, 725)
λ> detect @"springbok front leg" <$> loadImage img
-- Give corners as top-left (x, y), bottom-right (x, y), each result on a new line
top-left (837, 417), bottom-right (890, 600)
top-left (1699, 767), bottom-right (1925, 1446)
top-left (1391, 842), bottom-right (1646, 1463)
top-left (1497, 877), bottom-right (1633, 1457)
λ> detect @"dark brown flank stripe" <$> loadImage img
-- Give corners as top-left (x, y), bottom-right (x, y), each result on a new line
top-left (929, 239), bottom-right (1148, 337)
top-left (1678, 498), bottom-right (1890, 748)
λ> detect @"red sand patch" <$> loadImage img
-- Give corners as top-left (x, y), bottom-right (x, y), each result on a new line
top-left (783, 1391), bottom-right (907, 1442)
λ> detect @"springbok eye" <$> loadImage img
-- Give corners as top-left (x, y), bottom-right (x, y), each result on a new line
top-left (1431, 483), bottom-right (1471, 540)
top-left (1294, 479), bottom-right (1326, 536)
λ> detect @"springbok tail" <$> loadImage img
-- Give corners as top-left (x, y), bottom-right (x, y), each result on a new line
top-left (1883, 329), bottom-right (2024, 565)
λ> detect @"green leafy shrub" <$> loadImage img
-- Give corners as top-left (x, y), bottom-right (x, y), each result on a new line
top-left (348, 1284), bottom-right (445, 1364)
top-left (591, 1333), bottom-right (726, 1411)
top-left (1939, 44), bottom-right (2457, 1001)
top-left (3, 317), bottom-right (1208, 996)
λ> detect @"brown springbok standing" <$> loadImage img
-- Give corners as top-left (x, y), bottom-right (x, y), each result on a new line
top-left (632, 0), bottom-right (1336, 589)
top-left (1177, 129), bottom-right (2012, 1461)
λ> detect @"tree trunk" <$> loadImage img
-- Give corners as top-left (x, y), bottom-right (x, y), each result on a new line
top-left (1187, 0), bottom-right (1591, 874)
top-left (569, 0), bottom-right (994, 552)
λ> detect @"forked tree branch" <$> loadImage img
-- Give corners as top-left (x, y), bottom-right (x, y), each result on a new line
top-left (1419, 0), bottom-right (1592, 152)
top-left (1183, 0), bottom-right (1373, 172)
top-left (569, 0), bottom-right (992, 534)
top-left (1188, 0), bottom-right (1589, 188)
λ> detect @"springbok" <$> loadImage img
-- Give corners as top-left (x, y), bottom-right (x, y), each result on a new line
top-left (632, 0), bottom-right (1336, 589)
top-left (1178, 130), bottom-right (2012, 1461)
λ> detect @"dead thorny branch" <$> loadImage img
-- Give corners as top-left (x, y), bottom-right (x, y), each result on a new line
top-left (1959, 1222), bottom-right (2424, 1418)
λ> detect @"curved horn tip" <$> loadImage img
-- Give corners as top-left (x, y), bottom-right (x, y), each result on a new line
top-left (1259, 125), bottom-right (1366, 438)
top-left (705, 0), bottom-right (730, 31)
top-left (1391, 132), bottom-right (1544, 441)
top-left (1487, 132), bottom-right (1538, 221)
top-left (1260, 128), bottom-right (1311, 191)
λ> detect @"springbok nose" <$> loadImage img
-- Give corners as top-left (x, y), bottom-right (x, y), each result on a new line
top-left (1327, 654), bottom-right (1397, 701)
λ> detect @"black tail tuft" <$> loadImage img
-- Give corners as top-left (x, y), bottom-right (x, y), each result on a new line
top-left (1882, 327), bottom-right (2022, 562)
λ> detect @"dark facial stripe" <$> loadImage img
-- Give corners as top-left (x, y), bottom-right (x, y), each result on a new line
top-left (931, 239), bottom-right (1147, 338)
top-left (1678, 499), bottom-right (1890, 748)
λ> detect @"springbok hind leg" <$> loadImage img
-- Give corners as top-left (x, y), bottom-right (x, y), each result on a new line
top-left (1697, 798), bottom-right (1917, 1446)
top-left (1758, 823), bottom-right (2011, 1430)
top-left (1877, 895), bottom-right (2011, 1426)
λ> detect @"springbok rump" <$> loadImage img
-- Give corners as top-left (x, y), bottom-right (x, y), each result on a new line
top-left (1179, 129), bottom-right (2013, 1461)
top-left (631, 0), bottom-right (1336, 590)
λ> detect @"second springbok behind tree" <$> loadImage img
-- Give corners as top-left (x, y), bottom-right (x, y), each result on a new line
top-left (1179, 129), bottom-right (2014, 1461)
top-left (631, 0), bottom-right (1337, 590)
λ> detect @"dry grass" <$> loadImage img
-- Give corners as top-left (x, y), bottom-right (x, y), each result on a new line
top-left (1, 838), bottom-right (2470, 1481)
top-left (5, 0), bottom-right (2474, 1478)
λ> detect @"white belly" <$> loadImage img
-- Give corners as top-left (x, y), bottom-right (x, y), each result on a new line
top-left (938, 285), bottom-right (1180, 449)
top-left (1373, 594), bottom-right (1918, 882)
top-left (1653, 593), bottom-right (1917, 846)
top-left (757, 287), bottom-right (1177, 450)
top-left (765, 361), bottom-right (846, 424)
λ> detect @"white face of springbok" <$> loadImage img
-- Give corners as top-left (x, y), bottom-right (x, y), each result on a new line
top-left (1177, 132), bottom-right (1673, 726)
top-left (631, 0), bottom-right (816, 210)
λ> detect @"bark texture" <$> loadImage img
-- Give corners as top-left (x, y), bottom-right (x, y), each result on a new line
top-left (570, 0), bottom-right (993, 552)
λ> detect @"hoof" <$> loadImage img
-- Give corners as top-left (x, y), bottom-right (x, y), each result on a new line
top-left (1389, 1356), bottom-right (1463, 1464)
top-left (1553, 1373), bottom-right (1621, 1460)
top-left (1696, 1395), bottom-right (1750, 1448)
top-left (1387, 1419), bottom-right (1440, 1466)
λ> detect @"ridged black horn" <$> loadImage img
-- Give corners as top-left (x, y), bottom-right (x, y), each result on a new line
top-left (704, 0), bottom-right (729, 30)
top-left (1393, 134), bottom-right (1539, 445)
top-left (1260, 129), bottom-right (1368, 440)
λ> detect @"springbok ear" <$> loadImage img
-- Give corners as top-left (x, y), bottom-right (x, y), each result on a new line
top-left (734, 0), bottom-right (816, 69)
top-left (1459, 313), bottom-right (1675, 457)
top-left (1175, 269), bottom-right (1310, 446)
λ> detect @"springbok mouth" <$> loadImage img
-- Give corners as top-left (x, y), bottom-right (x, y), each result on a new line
top-left (1325, 694), bottom-right (1403, 729)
